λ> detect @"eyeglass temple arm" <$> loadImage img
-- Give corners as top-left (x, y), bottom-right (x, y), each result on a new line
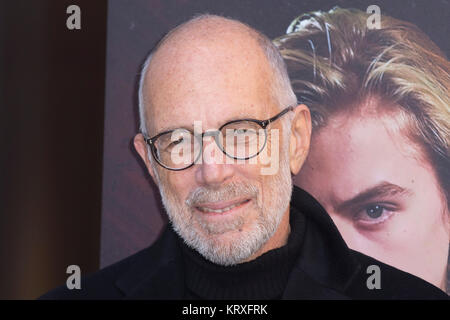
top-left (143, 136), bottom-right (153, 145)
top-left (263, 105), bottom-right (295, 127)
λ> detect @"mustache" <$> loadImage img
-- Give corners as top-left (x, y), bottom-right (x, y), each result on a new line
top-left (185, 181), bottom-right (259, 207)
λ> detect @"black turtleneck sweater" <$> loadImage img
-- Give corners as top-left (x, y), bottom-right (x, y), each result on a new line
top-left (179, 205), bottom-right (306, 299)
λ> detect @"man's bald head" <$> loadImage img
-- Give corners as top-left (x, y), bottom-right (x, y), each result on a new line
top-left (138, 14), bottom-right (296, 136)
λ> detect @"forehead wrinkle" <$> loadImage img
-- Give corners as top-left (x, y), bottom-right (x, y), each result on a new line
top-left (149, 36), bottom-right (269, 86)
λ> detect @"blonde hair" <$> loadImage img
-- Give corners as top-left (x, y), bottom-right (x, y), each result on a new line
top-left (274, 7), bottom-right (450, 205)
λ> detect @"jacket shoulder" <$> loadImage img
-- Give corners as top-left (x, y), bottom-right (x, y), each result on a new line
top-left (346, 250), bottom-right (448, 300)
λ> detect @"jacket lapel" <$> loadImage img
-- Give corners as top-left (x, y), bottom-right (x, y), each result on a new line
top-left (282, 266), bottom-right (350, 299)
top-left (283, 187), bottom-right (362, 298)
top-left (115, 226), bottom-right (185, 299)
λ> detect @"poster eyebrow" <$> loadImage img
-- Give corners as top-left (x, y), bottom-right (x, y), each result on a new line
top-left (335, 182), bottom-right (413, 212)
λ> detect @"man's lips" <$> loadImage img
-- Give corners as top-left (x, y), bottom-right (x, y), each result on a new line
top-left (195, 198), bottom-right (251, 214)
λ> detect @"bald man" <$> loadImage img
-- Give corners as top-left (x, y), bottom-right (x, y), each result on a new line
top-left (41, 15), bottom-right (448, 300)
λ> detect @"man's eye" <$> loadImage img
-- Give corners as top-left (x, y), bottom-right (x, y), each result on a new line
top-left (172, 137), bottom-right (184, 145)
top-left (163, 137), bottom-right (185, 151)
top-left (234, 128), bottom-right (249, 135)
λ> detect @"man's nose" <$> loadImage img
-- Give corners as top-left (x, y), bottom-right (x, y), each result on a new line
top-left (195, 135), bottom-right (234, 187)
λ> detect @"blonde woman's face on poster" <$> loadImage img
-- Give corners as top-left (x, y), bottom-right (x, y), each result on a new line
top-left (295, 111), bottom-right (450, 291)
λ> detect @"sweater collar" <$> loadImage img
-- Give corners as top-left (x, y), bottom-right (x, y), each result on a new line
top-left (180, 204), bottom-right (306, 299)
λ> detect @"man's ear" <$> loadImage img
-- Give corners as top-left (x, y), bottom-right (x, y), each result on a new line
top-left (134, 133), bottom-right (159, 186)
top-left (289, 104), bottom-right (312, 175)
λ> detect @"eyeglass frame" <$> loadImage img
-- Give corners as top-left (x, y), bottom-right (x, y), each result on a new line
top-left (143, 105), bottom-right (295, 171)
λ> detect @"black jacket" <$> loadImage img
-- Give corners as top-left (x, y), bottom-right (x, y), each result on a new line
top-left (41, 187), bottom-right (448, 299)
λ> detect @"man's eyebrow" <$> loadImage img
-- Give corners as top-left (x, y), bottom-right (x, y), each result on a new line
top-left (150, 125), bottom-right (194, 137)
top-left (152, 113), bottom-right (262, 136)
top-left (335, 182), bottom-right (413, 212)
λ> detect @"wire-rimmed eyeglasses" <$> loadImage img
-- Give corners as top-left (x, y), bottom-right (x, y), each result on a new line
top-left (143, 106), bottom-right (294, 171)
